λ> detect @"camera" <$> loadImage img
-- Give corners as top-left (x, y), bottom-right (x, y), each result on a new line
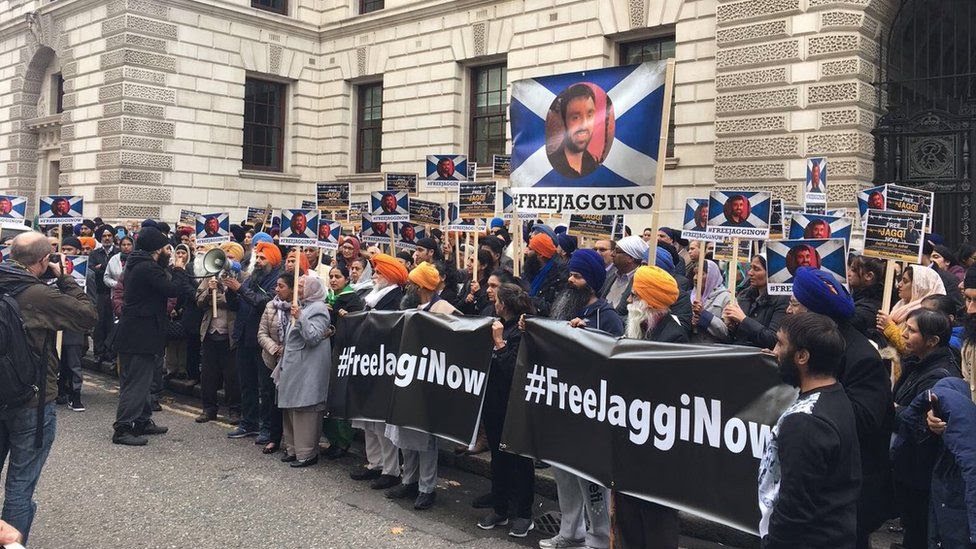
top-left (48, 253), bottom-right (61, 264)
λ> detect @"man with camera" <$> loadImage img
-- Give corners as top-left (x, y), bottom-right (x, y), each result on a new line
top-left (112, 226), bottom-right (193, 446)
top-left (0, 231), bottom-right (97, 543)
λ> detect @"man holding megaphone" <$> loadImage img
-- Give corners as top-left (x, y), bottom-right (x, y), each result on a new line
top-left (194, 244), bottom-right (242, 425)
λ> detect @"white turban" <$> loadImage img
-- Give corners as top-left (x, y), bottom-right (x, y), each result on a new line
top-left (616, 236), bottom-right (649, 263)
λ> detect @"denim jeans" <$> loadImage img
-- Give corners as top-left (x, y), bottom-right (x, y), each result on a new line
top-left (0, 402), bottom-right (57, 544)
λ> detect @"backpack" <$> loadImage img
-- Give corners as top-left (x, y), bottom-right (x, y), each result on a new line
top-left (0, 291), bottom-right (45, 411)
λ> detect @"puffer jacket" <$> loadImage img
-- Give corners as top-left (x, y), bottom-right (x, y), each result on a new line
top-left (257, 299), bottom-right (287, 369)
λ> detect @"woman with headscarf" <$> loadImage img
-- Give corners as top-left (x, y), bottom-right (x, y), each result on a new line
top-left (337, 235), bottom-right (362, 271)
top-left (690, 259), bottom-right (732, 343)
top-left (722, 255), bottom-right (789, 349)
top-left (349, 256), bottom-right (374, 298)
top-left (321, 264), bottom-right (365, 460)
top-left (962, 267), bottom-right (976, 402)
top-left (274, 275), bottom-right (332, 468)
top-left (256, 273), bottom-right (294, 454)
top-left (877, 264), bottom-right (947, 357)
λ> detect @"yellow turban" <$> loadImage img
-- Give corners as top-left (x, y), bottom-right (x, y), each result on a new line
top-left (632, 265), bottom-right (679, 310)
top-left (408, 261), bottom-right (441, 291)
top-left (219, 241), bottom-right (245, 262)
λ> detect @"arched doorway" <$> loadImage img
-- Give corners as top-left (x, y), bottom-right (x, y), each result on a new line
top-left (874, 0), bottom-right (976, 246)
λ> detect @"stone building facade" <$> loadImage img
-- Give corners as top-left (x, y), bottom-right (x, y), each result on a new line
top-left (0, 0), bottom-right (893, 228)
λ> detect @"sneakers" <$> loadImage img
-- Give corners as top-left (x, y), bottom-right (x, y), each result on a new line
top-left (385, 482), bottom-right (419, 500)
top-left (538, 535), bottom-right (585, 549)
top-left (476, 511), bottom-right (509, 530)
top-left (508, 518), bottom-right (534, 538)
top-left (134, 420), bottom-right (168, 436)
top-left (413, 491), bottom-right (436, 510)
top-left (68, 394), bottom-right (85, 412)
top-left (350, 468), bottom-right (382, 481)
top-left (112, 427), bottom-right (148, 446)
top-left (227, 412), bottom-right (241, 426)
top-left (471, 492), bottom-right (494, 509)
top-left (195, 412), bottom-right (216, 424)
top-left (370, 474), bottom-right (400, 490)
top-left (227, 426), bottom-right (259, 439)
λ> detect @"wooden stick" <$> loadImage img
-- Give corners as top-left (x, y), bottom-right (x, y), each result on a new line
top-left (696, 241), bottom-right (707, 302)
top-left (212, 280), bottom-right (218, 319)
top-left (389, 230), bottom-right (396, 256)
top-left (473, 225), bottom-right (480, 280)
top-left (881, 259), bottom-right (897, 314)
top-left (293, 245), bottom-right (302, 309)
top-left (56, 225), bottom-right (63, 359)
top-left (455, 232), bottom-right (461, 270)
top-left (728, 237), bottom-right (740, 301)
top-left (646, 58), bottom-right (677, 265)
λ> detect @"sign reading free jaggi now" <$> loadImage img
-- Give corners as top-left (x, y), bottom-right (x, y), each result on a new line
top-left (863, 209), bottom-right (927, 264)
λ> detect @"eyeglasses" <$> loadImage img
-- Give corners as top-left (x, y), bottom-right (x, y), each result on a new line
top-left (593, 247), bottom-right (610, 252)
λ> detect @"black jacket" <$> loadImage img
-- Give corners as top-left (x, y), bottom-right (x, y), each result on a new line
top-left (232, 265), bottom-right (280, 348)
top-left (645, 313), bottom-right (689, 344)
top-left (331, 290), bottom-right (365, 334)
top-left (484, 319), bottom-right (521, 414)
top-left (529, 258), bottom-right (568, 318)
top-left (114, 251), bottom-right (194, 355)
top-left (851, 284), bottom-right (884, 345)
top-left (456, 277), bottom-right (490, 315)
top-left (731, 286), bottom-right (789, 349)
top-left (370, 286), bottom-right (404, 312)
top-left (88, 245), bottom-right (118, 294)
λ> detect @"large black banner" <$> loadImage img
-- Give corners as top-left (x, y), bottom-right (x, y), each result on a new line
top-left (501, 318), bottom-right (795, 535)
top-left (330, 311), bottom-right (494, 446)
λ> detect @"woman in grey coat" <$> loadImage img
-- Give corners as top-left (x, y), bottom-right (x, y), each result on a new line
top-left (690, 259), bottom-right (733, 343)
top-left (274, 275), bottom-right (332, 467)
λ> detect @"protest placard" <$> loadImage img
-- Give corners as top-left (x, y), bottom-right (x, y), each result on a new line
top-left (317, 182), bottom-right (350, 211)
top-left (361, 213), bottom-right (393, 244)
top-left (370, 191), bottom-right (410, 222)
top-left (395, 222), bottom-right (425, 250)
top-left (347, 202), bottom-right (368, 225)
top-left (458, 182), bottom-right (496, 220)
top-left (179, 209), bottom-right (200, 228)
top-left (0, 195), bottom-right (27, 228)
top-left (301, 199), bottom-right (317, 210)
top-left (706, 191), bottom-right (771, 239)
top-left (467, 162), bottom-right (478, 181)
top-left (195, 212), bottom-right (231, 245)
top-left (493, 154), bottom-right (511, 178)
top-left (64, 255), bottom-right (88, 290)
top-left (863, 209), bottom-right (927, 264)
top-left (426, 154), bottom-right (468, 186)
top-left (501, 189), bottom-right (536, 220)
top-left (885, 184), bottom-right (934, 232)
top-left (857, 185), bottom-right (887, 226)
top-left (246, 206), bottom-right (271, 227)
top-left (38, 195), bottom-right (83, 226)
top-left (317, 218), bottom-right (341, 250)
top-left (568, 214), bottom-right (617, 240)
top-left (279, 209), bottom-right (320, 247)
top-left (787, 213), bottom-right (852, 247)
top-left (408, 199), bottom-right (444, 226)
top-left (769, 199), bottom-right (784, 239)
top-left (385, 173), bottom-right (418, 196)
top-left (804, 157), bottom-right (827, 205)
top-left (446, 203), bottom-right (476, 232)
top-left (766, 238), bottom-right (847, 295)
top-left (711, 239), bottom-right (751, 262)
top-left (681, 198), bottom-right (722, 242)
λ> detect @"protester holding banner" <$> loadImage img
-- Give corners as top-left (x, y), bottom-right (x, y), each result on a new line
top-left (458, 249), bottom-right (494, 316)
top-left (759, 313), bottom-right (860, 549)
top-left (336, 235), bottom-right (362, 272)
top-left (413, 237), bottom-right (462, 308)
top-left (477, 282), bottom-right (536, 537)
top-left (560, 249), bottom-right (622, 335)
top-left (193, 272), bottom-right (240, 425)
top-left (723, 255), bottom-right (789, 349)
top-left (256, 273), bottom-right (293, 454)
top-left (56, 237), bottom-right (88, 412)
top-left (690, 259), bottom-right (732, 344)
top-left (877, 265), bottom-right (947, 357)
top-left (349, 256), bottom-right (373, 298)
top-left (789, 268), bottom-right (894, 548)
top-left (321, 264), bottom-right (365, 460)
top-left (891, 309), bottom-right (961, 549)
top-left (275, 275), bottom-right (332, 468)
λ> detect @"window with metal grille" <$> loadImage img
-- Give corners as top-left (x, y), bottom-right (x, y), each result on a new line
top-left (469, 63), bottom-right (508, 167)
top-left (252, 0), bottom-right (286, 15)
top-left (243, 78), bottom-right (286, 172)
top-left (360, 0), bottom-right (383, 14)
top-left (620, 37), bottom-right (676, 157)
top-left (356, 82), bottom-right (383, 173)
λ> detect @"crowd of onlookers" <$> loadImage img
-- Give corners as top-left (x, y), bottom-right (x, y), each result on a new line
top-left (3, 213), bottom-right (976, 548)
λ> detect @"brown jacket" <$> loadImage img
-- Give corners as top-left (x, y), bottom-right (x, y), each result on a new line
top-left (256, 300), bottom-right (285, 370)
top-left (196, 278), bottom-right (237, 346)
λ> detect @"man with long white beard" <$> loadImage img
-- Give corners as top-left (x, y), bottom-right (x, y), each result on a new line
top-left (618, 264), bottom-right (686, 549)
top-left (541, 250), bottom-right (623, 549)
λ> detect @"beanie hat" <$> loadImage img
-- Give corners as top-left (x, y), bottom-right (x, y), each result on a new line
top-left (792, 267), bottom-right (855, 319)
top-left (219, 241), bottom-right (245, 262)
top-left (135, 227), bottom-right (169, 252)
top-left (557, 233), bottom-right (578, 256)
top-left (371, 253), bottom-right (409, 286)
top-left (529, 233), bottom-right (557, 259)
top-left (632, 265), bottom-right (679, 310)
top-left (416, 237), bottom-right (439, 252)
top-left (568, 249), bottom-right (606, 292)
top-left (61, 236), bottom-right (83, 251)
top-left (408, 262), bottom-right (441, 291)
top-left (254, 241), bottom-right (281, 267)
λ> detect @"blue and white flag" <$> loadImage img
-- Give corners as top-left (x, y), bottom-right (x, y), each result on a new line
top-left (0, 195), bottom-right (27, 227)
top-left (805, 157), bottom-right (827, 205)
top-left (0, 245), bottom-right (9, 263)
top-left (279, 209), bottom-right (319, 247)
top-left (787, 213), bottom-right (851, 247)
top-left (767, 238), bottom-right (847, 295)
top-left (706, 190), bottom-right (771, 239)
top-left (196, 212), bottom-right (231, 245)
top-left (426, 155), bottom-right (468, 187)
top-left (857, 185), bottom-right (886, 226)
top-left (446, 203), bottom-right (476, 232)
top-left (509, 62), bottom-right (666, 214)
top-left (64, 255), bottom-right (88, 290)
top-left (39, 195), bottom-right (83, 226)
top-left (394, 222), bottom-right (425, 250)
top-left (682, 198), bottom-right (722, 242)
top-left (502, 189), bottom-right (537, 220)
top-left (371, 191), bottom-right (410, 222)
top-left (317, 219), bottom-right (341, 250)
top-left (361, 213), bottom-right (393, 244)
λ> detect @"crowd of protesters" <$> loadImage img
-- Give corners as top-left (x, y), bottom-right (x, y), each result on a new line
top-left (3, 213), bottom-right (976, 548)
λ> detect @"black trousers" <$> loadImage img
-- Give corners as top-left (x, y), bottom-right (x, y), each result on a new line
top-left (58, 344), bottom-right (83, 395)
top-left (615, 493), bottom-right (679, 549)
top-left (93, 292), bottom-right (114, 357)
top-left (483, 406), bottom-right (534, 519)
top-left (896, 481), bottom-right (930, 549)
top-left (200, 337), bottom-right (240, 416)
top-left (114, 353), bottom-right (156, 429)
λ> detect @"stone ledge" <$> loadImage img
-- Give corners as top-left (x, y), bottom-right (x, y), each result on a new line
top-left (239, 169), bottom-right (302, 182)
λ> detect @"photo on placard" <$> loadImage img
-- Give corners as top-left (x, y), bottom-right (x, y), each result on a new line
top-left (681, 198), bottom-right (723, 242)
top-left (492, 154), bottom-right (511, 178)
top-left (246, 207), bottom-right (271, 227)
top-left (769, 198), bottom-right (784, 239)
top-left (279, 209), bottom-right (320, 247)
top-left (457, 182), bottom-right (497, 220)
top-left (0, 244), bottom-right (9, 262)
top-left (805, 157), bottom-right (828, 204)
top-left (39, 195), bottom-right (84, 225)
top-left (196, 212), bottom-right (231, 245)
top-left (395, 222), bottom-right (425, 248)
top-left (301, 200), bottom-right (317, 210)
top-left (706, 190), bottom-right (771, 239)
top-left (766, 238), bottom-right (847, 295)
top-left (385, 173), bottom-right (418, 196)
top-left (0, 195), bottom-right (27, 226)
top-left (857, 185), bottom-right (887, 224)
top-left (426, 155), bottom-right (469, 183)
top-left (179, 209), bottom-right (201, 228)
top-left (316, 182), bottom-right (351, 211)
top-left (317, 219), bottom-right (341, 250)
top-left (862, 209), bottom-right (927, 264)
top-left (467, 163), bottom-right (478, 181)
top-left (446, 203), bottom-right (476, 232)
top-left (370, 191), bottom-right (410, 222)
top-left (787, 213), bottom-right (852, 246)
top-left (361, 213), bottom-right (392, 244)
top-left (408, 199), bottom-right (444, 226)
top-left (568, 214), bottom-right (616, 239)
top-left (711, 239), bottom-right (752, 262)
top-left (885, 184), bottom-right (935, 232)
top-left (64, 255), bottom-right (88, 290)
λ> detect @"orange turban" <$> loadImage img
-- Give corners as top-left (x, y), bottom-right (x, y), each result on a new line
top-left (78, 237), bottom-right (96, 250)
top-left (408, 262), bottom-right (441, 291)
top-left (529, 233), bottom-right (557, 259)
top-left (219, 241), bottom-right (245, 262)
top-left (371, 253), bottom-right (408, 286)
top-left (254, 241), bottom-right (281, 267)
top-left (632, 265), bottom-right (679, 310)
top-left (286, 250), bottom-right (309, 274)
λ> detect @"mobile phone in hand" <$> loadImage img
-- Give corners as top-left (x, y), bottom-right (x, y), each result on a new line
top-left (928, 390), bottom-right (943, 420)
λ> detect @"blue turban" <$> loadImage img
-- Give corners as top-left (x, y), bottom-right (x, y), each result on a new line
top-left (73, 223), bottom-right (83, 236)
top-left (490, 217), bottom-right (504, 229)
top-left (529, 223), bottom-right (557, 244)
top-left (649, 246), bottom-right (674, 274)
top-left (252, 231), bottom-right (273, 245)
top-left (792, 267), bottom-right (854, 319)
top-left (568, 249), bottom-right (606, 292)
top-left (557, 233), bottom-right (578, 255)
top-left (141, 218), bottom-right (158, 228)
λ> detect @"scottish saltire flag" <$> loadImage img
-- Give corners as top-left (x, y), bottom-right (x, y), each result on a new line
top-left (446, 203), bottom-right (476, 232)
top-left (0, 195), bottom-right (27, 227)
top-left (361, 213), bottom-right (394, 245)
top-left (394, 222), bottom-right (425, 250)
top-left (196, 212), bottom-right (231, 245)
top-left (706, 190), bottom-right (771, 239)
top-left (767, 239), bottom-right (847, 295)
top-left (426, 155), bottom-right (468, 186)
top-left (371, 191), bottom-right (410, 222)
top-left (787, 213), bottom-right (852, 247)
top-left (64, 255), bottom-right (88, 290)
top-left (0, 245), bottom-right (9, 263)
top-left (682, 198), bottom-right (721, 242)
top-left (502, 189), bottom-right (537, 220)
top-left (509, 62), bottom-right (666, 214)
top-left (279, 209), bottom-right (319, 247)
top-left (805, 157), bottom-right (828, 205)
top-left (317, 219), bottom-right (341, 250)
top-left (38, 195), bottom-right (83, 226)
